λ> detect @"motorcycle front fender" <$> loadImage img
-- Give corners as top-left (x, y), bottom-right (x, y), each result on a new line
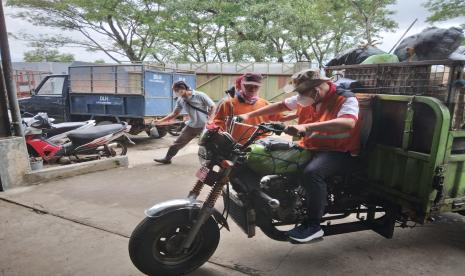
top-left (145, 199), bottom-right (229, 231)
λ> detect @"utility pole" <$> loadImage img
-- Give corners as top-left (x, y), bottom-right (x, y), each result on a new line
top-left (0, 62), bottom-right (11, 137)
top-left (0, 0), bottom-right (23, 136)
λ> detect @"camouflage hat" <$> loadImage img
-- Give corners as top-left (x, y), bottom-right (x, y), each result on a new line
top-left (283, 69), bottom-right (330, 93)
top-left (241, 73), bottom-right (263, 86)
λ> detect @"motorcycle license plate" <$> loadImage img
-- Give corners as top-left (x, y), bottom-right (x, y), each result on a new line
top-left (196, 166), bottom-right (210, 182)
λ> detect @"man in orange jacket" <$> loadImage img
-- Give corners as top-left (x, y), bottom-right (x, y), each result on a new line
top-left (239, 69), bottom-right (361, 243)
top-left (214, 73), bottom-right (283, 144)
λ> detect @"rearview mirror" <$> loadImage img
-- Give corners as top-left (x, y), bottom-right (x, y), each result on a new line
top-left (30, 89), bottom-right (35, 95)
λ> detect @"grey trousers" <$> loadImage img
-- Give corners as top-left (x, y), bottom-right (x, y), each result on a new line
top-left (165, 126), bottom-right (204, 159)
top-left (302, 151), bottom-right (354, 225)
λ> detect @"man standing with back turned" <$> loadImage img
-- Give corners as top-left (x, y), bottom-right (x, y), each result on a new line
top-left (154, 80), bottom-right (215, 164)
top-left (239, 69), bottom-right (361, 243)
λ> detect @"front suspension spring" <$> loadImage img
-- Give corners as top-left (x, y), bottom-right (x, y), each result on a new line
top-left (188, 180), bottom-right (205, 198)
top-left (204, 179), bottom-right (226, 208)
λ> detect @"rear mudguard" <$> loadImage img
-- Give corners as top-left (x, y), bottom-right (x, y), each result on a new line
top-left (145, 199), bottom-right (229, 231)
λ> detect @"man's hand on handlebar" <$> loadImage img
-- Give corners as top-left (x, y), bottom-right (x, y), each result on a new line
top-left (284, 124), bottom-right (307, 137)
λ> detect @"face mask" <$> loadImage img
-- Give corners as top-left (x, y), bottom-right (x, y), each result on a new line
top-left (297, 94), bottom-right (315, 107)
top-left (239, 83), bottom-right (259, 104)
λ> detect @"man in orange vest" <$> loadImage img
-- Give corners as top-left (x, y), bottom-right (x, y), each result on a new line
top-left (214, 73), bottom-right (283, 144)
top-left (239, 69), bottom-right (361, 243)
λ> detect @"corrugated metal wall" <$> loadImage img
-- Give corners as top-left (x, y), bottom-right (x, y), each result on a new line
top-left (196, 74), bottom-right (292, 102)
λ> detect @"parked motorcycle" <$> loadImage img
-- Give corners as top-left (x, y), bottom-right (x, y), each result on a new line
top-left (22, 113), bottom-right (96, 144)
top-left (128, 118), bottom-right (393, 275)
top-left (45, 119), bottom-right (96, 144)
top-left (25, 113), bottom-right (132, 163)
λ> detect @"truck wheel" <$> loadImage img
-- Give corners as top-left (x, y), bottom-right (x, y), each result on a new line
top-left (168, 123), bottom-right (185, 136)
top-left (458, 210), bottom-right (465, 216)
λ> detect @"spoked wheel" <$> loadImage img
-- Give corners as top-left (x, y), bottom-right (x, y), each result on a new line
top-left (104, 141), bottom-right (127, 156)
top-left (128, 210), bottom-right (220, 276)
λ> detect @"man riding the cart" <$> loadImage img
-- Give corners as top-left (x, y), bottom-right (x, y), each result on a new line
top-left (239, 69), bottom-right (362, 243)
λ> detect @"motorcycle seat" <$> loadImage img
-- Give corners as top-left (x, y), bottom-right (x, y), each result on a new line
top-left (44, 122), bottom-right (89, 137)
top-left (68, 124), bottom-right (124, 144)
top-left (51, 122), bottom-right (87, 129)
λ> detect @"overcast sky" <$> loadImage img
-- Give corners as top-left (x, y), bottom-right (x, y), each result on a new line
top-left (4, 0), bottom-right (465, 63)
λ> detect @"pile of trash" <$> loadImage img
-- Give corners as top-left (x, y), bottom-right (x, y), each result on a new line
top-left (326, 27), bottom-right (465, 66)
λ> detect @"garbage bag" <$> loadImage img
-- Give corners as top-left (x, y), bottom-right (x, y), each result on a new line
top-left (449, 45), bottom-right (465, 61)
top-left (245, 137), bottom-right (312, 175)
top-left (326, 46), bottom-right (385, 66)
top-left (361, 53), bottom-right (399, 64)
top-left (394, 27), bottom-right (464, 61)
top-left (454, 45), bottom-right (465, 55)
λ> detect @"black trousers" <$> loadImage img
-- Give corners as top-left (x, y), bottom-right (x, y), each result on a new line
top-left (302, 151), bottom-right (354, 225)
top-left (165, 126), bottom-right (204, 159)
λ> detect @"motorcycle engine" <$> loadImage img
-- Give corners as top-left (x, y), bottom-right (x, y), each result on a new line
top-left (259, 175), bottom-right (303, 222)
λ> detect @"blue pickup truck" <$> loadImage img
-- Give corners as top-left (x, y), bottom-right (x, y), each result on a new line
top-left (18, 64), bottom-right (196, 137)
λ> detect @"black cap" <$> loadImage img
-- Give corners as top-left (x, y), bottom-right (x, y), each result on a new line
top-left (172, 80), bottom-right (190, 90)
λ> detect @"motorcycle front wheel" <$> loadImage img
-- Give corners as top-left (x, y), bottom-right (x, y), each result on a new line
top-left (128, 209), bottom-right (220, 276)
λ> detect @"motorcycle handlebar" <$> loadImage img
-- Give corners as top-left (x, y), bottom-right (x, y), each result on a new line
top-left (258, 123), bottom-right (286, 135)
top-left (231, 116), bottom-right (285, 135)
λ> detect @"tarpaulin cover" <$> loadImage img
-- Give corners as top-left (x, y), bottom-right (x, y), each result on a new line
top-left (394, 27), bottom-right (464, 61)
top-left (326, 46), bottom-right (385, 66)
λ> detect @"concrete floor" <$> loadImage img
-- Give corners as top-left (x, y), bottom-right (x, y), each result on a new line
top-left (1, 135), bottom-right (465, 276)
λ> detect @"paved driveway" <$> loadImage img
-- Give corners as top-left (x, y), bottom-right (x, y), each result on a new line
top-left (1, 136), bottom-right (465, 276)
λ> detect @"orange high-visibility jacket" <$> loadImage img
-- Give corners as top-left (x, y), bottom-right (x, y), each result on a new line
top-left (214, 96), bottom-right (283, 144)
top-left (296, 89), bottom-right (362, 155)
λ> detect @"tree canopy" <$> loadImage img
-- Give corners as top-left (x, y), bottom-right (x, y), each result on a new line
top-left (9, 0), bottom-right (399, 65)
top-left (23, 42), bottom-right (75, 62)
top-left (424, 0), bottom-right (465, 24)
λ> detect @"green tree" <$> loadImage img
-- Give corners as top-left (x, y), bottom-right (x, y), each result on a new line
top-left (287, 0), bottom-right (360, 66)
top-left (24, 49), bottom-right (75, 62)
top-left (424, 0), bottom-right (465, 28)
top-left (347, 0), bottom-right (398, 45)
top-left (10, 0), bottom-right (399, 63)
top-left (8, 0), bottom-right (168, 63)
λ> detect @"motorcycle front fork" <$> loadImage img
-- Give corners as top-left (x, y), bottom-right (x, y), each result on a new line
top-left (182, 165), bottom-right (232, 250)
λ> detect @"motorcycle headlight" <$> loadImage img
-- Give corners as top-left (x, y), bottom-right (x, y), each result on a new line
top-left (197, 146), bottom-right (210, 166)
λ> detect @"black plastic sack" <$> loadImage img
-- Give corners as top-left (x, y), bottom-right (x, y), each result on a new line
top-left (449, 45), bottom-right (465, 60)
top-left (394, 27), bottom-right (464, 61)
top-left (326, 46), bottom-right (385, 66)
